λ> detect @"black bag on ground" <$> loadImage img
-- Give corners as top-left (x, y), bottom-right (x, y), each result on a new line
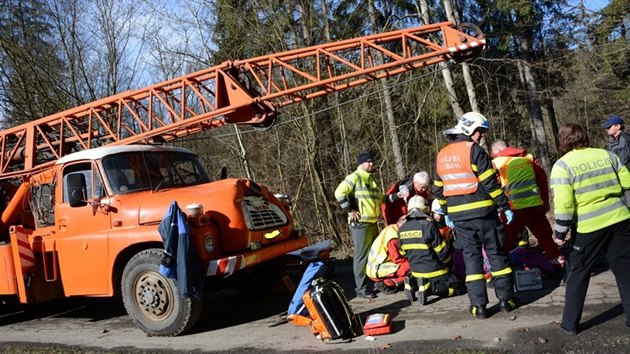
top-left (302, 278), bottom-right (360, 341)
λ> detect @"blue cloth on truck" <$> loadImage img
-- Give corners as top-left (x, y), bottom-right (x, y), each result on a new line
top-left (158, 201), bottom-right (204, 298)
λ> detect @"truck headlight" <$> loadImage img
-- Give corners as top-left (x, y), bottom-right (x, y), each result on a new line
top-left (203, 234), bottom-right (215, 253)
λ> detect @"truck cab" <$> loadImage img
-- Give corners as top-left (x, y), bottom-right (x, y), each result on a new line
top-left (2, 144), bottom-right (308, 336)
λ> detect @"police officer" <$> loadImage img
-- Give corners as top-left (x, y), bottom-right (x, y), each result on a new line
top-left (550, 123), bottom-right (630, 335)
top-left (335, 152), bottom-right (383, 299)
top-left (433, 112), bottom-right (516, 319)
top-left (398, 195), bottom-right (463, 306)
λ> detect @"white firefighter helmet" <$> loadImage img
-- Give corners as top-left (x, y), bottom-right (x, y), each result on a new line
top-left (431, 199), bottom-right (445, 215)
top-left (407, 195), bottom-right (427, 212)
top-left (443, 112), bottom-right (490, 136)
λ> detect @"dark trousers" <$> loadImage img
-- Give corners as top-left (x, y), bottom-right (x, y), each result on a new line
top-left (454, 214), bottom-right (514, 306)
top-left (419, 273), bottom-right (462, 297)
top-left (350, 222), bottom-right (378, 293)
top-left (562, 218), bottom-right (630, 331)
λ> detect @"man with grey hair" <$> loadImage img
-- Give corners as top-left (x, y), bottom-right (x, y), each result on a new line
top-left (382, 171), bottom-right (433, 225)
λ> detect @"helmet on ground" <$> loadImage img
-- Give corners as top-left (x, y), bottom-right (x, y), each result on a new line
top-left (407, 195), bottom-right (427, 212)
top-left (443, 112), bottom-right (490, 136)
top-left (431, 199), bottom-right (445, 215)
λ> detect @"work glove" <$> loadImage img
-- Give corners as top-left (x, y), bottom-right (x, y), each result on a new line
top-left (504, 210), bottom-right (515, 225)
top-left (554, 230), bottom-right (568, 241)
top-left (444, 215), bottom-right (454, 228)
top-left (553, 230), bottom-right (568, 246)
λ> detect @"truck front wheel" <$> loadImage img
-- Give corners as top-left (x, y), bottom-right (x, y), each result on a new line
top-left (122, 248), bottom-right (203, 336)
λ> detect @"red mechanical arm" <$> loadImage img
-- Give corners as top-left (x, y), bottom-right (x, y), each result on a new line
top-left (0, 21), bottom-right (485, 180)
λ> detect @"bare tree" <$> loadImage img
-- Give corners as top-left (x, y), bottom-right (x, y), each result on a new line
top-left (368, 0), bottom-right (407, 180)
top-left (414, 0), bottom-right (465, 118)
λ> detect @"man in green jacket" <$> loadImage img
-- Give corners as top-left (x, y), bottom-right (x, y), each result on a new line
top-left (335, 152), bottom-right (383, 299)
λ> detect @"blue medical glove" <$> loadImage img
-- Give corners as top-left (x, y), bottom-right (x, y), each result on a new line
top-left (505, 210), bottom-right (515, 225)
top-left (444, 215), bottom-right (454, 228)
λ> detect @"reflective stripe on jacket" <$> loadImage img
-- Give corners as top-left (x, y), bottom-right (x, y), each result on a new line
top-left (398, 210), bottom-right (450, 279)
top-left (433, 136), bottom-right (510, 222)
top-left (492, 155), bottom-right (543, 210)
top-left (436, 141), bottom-right (478, 196)
top-left (550, 147), bottom-right (630, 234)
top-left (366, 224), bottom-right (400, 279)
top-left (335, 168), bottom-right (382, 223)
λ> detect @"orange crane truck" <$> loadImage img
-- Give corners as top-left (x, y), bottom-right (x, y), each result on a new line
top-left (0, 21), bottom-right (485, 336)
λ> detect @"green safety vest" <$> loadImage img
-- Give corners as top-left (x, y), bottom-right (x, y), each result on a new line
top-left (335, 168), bottom-right (382, 223)
top-left (550, 147), bottom-right (630, 234)
top-left (492, 155), bottom-right (543, 210)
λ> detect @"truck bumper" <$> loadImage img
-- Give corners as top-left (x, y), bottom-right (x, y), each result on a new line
top-left (206, 236), bottom-right (309, 276)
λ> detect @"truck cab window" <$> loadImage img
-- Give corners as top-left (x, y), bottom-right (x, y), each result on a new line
top-left (62, 162), bottom-right (104, 203)
top-left (102, 150), bottom-right (210, 194)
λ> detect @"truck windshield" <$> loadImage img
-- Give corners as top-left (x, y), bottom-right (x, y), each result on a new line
top-left (102, 150), bottom-right (210, 194)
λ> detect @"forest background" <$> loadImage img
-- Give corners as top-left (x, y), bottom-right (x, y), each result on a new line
top-left (1, 0), bottom-right (629, 256)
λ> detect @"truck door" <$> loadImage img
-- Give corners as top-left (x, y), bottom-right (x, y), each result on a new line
top-left (55, 161), bottom-right (112, 296)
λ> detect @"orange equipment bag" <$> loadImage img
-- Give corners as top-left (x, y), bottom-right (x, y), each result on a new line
top-left (302, 279), bottom-right (359, 341)
top-left (363, 313), bottom-right (392, 336)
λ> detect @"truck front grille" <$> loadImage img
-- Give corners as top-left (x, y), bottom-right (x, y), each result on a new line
top-left (242, 196), bottom-right (288, 230)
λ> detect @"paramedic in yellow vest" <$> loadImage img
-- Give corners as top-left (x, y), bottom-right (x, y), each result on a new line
top-left (398, 196), bottom-right (463, 306)
top-left (550, 123), bottom-right (630, 336)
top-left (335, 152), bottom-right (383, 299)
top-left (366, 223), bottom-right (410, 294)
top-left (491, 140), bottom-right (562, 263)
top-left (433, 112), bottom-right (516, 319)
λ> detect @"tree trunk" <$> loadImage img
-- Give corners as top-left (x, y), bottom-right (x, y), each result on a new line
top-left (415, 0), bottom-right (464, 118)
top-left (368, 0), bottom-right (406, 180)
top-left (442, 0), bottom-right (480, 113)
top-left (542, 97), bottom-right (560, 156)
top-left (234, 126), bottom-right (253, 179)
top-left (296, 2), bottom-right (342, 245)
top-left (518, 35), bottom-right (550, 171)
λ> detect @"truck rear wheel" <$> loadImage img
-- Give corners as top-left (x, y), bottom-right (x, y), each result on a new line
top-left (121, 248), bottom-right (203, 336)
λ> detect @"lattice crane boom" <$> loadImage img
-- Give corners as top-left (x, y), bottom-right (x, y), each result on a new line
top-left (0, 21), bottom-right (485, 180)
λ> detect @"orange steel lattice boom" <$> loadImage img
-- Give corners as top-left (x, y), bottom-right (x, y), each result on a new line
top-left (0, 21), bottom-right (485, 180)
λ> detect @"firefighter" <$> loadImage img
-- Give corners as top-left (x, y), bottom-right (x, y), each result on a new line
top-left (551, 123), bottom-right (630, 335)
top-left (433, 112), bottom-right (516, 319)
top-left (335, 151), bottom-right (383, 299)
top-left (398, 195), bottom-right (463, 306)
top-left (490, 140), bottom-right (563, 265)
top-left (366, 223), bottom-right (410, 294)
top-left (382, 171), bottom-right (432, 224)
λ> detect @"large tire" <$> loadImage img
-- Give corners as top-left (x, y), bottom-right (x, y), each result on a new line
top-left (121, 248), bottom-right (203, 336)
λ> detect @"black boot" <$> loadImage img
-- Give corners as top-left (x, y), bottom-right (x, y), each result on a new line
top-left (403, 276), bottom-right (417, 303)
top-left (417, 278), bottom-right (431, 306)
top-left (499, 298), bottom-right (517, 313)
top-left (469, 304), bottom-right (487, 319)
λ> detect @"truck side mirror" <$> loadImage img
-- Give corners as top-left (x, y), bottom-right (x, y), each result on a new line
top-left (67, 173), bottom-right (88, 207)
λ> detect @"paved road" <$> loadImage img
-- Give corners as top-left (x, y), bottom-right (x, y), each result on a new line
top-left (0, 260), bottom-right (629, 353)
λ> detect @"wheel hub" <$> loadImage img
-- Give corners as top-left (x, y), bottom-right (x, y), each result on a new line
top-left (135, 271), bottom-right (174, 320)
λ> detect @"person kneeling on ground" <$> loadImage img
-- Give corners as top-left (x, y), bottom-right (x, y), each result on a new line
top-left (366, 223), bottom-right (410, 294)
top-left (398, 196), bottom-right (464, 305)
